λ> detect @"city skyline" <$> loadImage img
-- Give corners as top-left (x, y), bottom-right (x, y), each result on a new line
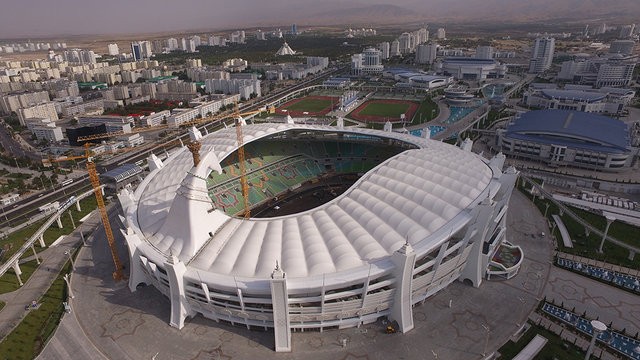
top-left (2, 0), bottom-right (640, 38)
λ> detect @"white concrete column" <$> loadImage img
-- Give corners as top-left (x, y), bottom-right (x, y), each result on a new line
top-left (12, 261), bottom-right (23, 286)
top-left (38, 234), bottom-right (46, 248)
top-left (75, 200), bottom-right (81, 212)
top-left (598, 215), bottom-right (615, 253)
top-left (164, 254), bottom-right (193, 329)
top-left (270, 262), bottom-right (291, 352)
top-left (56, 216), bottom-right (63, 229)
top-left (31, 245), bottom-right (40, 264)
top-left (390, 241), bottom-right (417, 333)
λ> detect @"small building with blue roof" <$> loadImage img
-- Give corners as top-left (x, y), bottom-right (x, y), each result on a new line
top-left (498, 110), bottom-right (638, 171)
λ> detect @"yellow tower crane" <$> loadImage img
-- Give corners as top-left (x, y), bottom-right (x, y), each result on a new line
top-left (235, 112), bottom-right (251, 218)
top-left (44, 143), bottom-right (126, 281)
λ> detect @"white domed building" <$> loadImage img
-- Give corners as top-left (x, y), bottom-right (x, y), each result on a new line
top-left (118, 122), bottom-right (521, 352)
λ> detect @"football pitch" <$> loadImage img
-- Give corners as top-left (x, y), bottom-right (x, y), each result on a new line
top-left (358, 102), bottom-right (411, 117)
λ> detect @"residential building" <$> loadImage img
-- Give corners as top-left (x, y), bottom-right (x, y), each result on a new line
top-left (17, 102), bottom-right (58, 125)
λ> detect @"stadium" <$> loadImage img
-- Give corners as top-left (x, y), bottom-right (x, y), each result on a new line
top-left (118, 121), bottom-right (521, 352)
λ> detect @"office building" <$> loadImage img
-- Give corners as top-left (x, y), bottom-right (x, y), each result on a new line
top-left (351, 48), bottom-right (384, 75)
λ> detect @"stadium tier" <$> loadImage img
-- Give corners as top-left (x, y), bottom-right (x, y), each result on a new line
top-left (118, 123), bottom-right (520, 352)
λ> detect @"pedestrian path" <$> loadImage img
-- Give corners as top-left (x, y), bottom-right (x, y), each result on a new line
top-left (0, 212), bottom-right (100, 341)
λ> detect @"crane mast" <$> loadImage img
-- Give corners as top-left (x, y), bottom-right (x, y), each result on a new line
top-left (235, 117), bottom-right (250, 218)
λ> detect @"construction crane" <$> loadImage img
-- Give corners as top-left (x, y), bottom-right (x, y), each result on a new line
top-left (234, 109), bottom-right (251, 218)
top-left (44, 143), bottom-right (126, 281)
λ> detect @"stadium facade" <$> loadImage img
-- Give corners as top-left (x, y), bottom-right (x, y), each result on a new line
top-left (118, 123), bottom-right (520, 352)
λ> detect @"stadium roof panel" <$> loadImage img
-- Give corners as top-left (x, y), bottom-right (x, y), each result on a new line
top-left (131, 124), bottom-right (494, 279)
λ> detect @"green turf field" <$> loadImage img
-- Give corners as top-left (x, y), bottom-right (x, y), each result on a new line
top-left (283, 98), bottom-right (333, 112)
top-left (359, 102), bottom-right (411, 117)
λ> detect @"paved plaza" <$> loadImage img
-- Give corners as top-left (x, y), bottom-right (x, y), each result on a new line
top-left (35, 191), bottom-right (640, 359)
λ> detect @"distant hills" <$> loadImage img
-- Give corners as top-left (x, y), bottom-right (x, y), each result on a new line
top-left (277, 0), bottom-right (640, 27)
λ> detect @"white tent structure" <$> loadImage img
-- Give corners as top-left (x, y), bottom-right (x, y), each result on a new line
top-left (275, 41), bottom-right (296, 56)
top-left (118, 123), bottom-right (520, 352)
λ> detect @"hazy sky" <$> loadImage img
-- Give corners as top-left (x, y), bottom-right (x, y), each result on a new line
top-left (0, 0), bottom-right (369, 38)
top-left (2, 0), bottom-right (640, 38)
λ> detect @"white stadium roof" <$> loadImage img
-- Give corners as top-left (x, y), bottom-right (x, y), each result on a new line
top-left (127, 123), bottom-right (494, 279)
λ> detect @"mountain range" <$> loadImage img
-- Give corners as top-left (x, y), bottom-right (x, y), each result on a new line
top-left (256, 0), bottom-right (640, 27)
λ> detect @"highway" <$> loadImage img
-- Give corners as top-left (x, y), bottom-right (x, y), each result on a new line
top-left (0, 177), bottom-right (91, 230)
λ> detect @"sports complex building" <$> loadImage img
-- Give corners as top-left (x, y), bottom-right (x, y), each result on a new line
top-left (118, 121), bottom-right (521, 352)
top-left (498, 110), bottom-right (639, 171)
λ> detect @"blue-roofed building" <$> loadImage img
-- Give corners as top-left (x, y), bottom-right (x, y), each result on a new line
top-left (437, 57), bottom-right (507, 80)
top-left (498, 110), bottom-right (638, 171)
top-left (522, 86), bottom-right (635, 115)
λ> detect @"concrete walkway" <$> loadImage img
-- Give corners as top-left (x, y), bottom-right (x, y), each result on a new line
top-left (0, 211), bottom-right (101, 341)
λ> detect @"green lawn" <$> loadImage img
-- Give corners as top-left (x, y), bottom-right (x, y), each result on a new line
top-left (497, 322), bottom-right (585, 360)
top-left (0, 260), bottom-right (39, 295)
top-left (283, 98), bottom-right (333, 112)
top-left (413, 97), bottom-right (438, 125)
top-left (0, 261), bottom-right (71, 360)
top-left (359, 102), bottom-right (411, 117)
top-left (0, 300), bottom-right (4, 311)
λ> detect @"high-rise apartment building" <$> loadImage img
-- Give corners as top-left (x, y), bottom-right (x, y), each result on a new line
top-left (476, 46), bottom-right (495, 60)
top-left (390, 40), bottom-right (400, 57)
top-left (416, 43), bottom-right (438, 64)
top-left (107, 43), bottom-right (119, 56)
top-left (529, 37), bottom-right (555, 73)
top-left (131, 43), bottom-right (142, 61)
top-left (378, 42), bottom-right (390, 60)
top-left (619, 24), bottom-right (635, 39)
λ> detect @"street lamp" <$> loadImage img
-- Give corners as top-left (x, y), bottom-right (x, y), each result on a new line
top-left (481, 324), bottom-right (491, 356)
top-left (64, 250), bottom-right (75, 270)
top-left (585, 320), bottom-right (606, 360)
top-left (517, 297), bottom-right (527, 326)
top-left (63, 273), bottom-right (74, 299)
